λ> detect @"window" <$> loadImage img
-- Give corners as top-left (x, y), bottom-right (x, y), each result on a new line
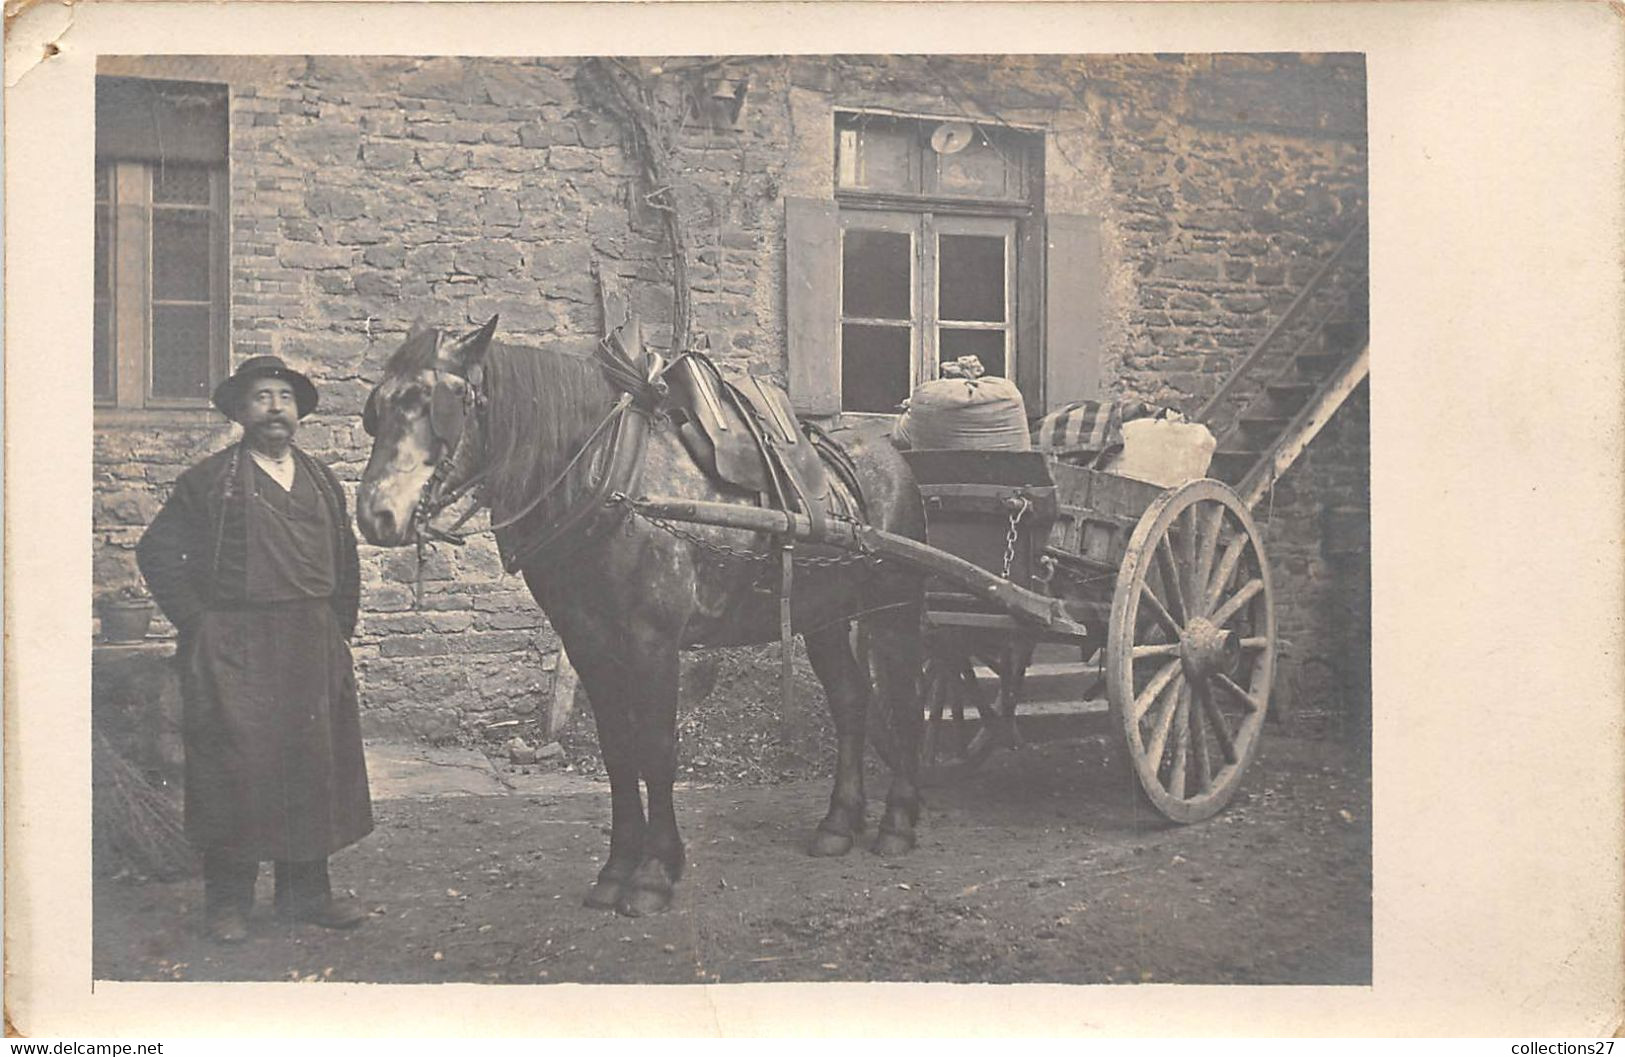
top-left (834, 113), bottom-right (1034, 415)
top-left (784, 111), bottom-right (1103, 420)
top-left (95, 77), bottom-right (229, 410)
top-left (840, 211), bottom-right (1017, 412)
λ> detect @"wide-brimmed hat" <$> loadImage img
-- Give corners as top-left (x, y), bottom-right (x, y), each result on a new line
top-left (211, 356), bottom-right (319, 419)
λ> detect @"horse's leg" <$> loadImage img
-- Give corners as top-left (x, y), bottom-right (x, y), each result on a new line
top-left (618, 642), bottom-right (686, 918)
top-left (524, 570), bottom-right (647, 911)
top-left (803, 623), bottom-right (869, 856)
top-left (868, 604), bottom-right (924, 856)
top-left (569, 648), bottom-right (647, 910)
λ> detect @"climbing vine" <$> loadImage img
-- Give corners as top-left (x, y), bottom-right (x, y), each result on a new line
top-left (581, 57), bottom-right (695, 354)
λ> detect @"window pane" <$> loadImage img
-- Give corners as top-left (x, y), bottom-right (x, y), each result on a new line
top-left (151, 304), bottom-right (212, 399)
top-left (936, 129), bottom-right (1015, 197)
top-left (838, 121), bottom-right (917, 194)
top-left (842, 323), bottom-right (911, 414)
top-left (153, 164), bottom-right (211, 205)
top-left (939, 234), bottom-right (1006, 323)
top-left (939, 328), bottom-right (1007, 380)
top-left (152, 208), bottom-right (212, 300)
top-left (94, 298), bottom-right (114, 401)
top-left (843, 229), bottom-right (911, 320)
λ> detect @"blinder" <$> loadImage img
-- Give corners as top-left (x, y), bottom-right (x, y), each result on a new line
top-left (360, 376), bottom-right (468, 444)
top-left (429, 380), bottom-right (467, 444)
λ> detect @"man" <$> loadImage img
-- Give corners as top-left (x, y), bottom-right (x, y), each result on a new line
top-left (137, 356), bottom-right (372, 943)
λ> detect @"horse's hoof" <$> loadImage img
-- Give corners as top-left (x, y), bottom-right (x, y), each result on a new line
top-left (871, 829), bottom-right (916, 857)
top-left (583, 879), bottom-right (623, 910)
top-left (808, 828), bottom-right (854, 858)
top-left (616, 884), bottom-right (672, 917)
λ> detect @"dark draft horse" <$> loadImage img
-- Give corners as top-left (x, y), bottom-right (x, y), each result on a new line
top-left (355, 318), bottom-right (926, 916)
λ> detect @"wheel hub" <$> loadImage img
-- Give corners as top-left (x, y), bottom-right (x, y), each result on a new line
top-left (1180, 617), bottom-right (1239, 680)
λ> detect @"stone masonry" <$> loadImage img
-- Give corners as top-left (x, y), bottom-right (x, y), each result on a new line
top-left (93, 54), bottom-right (1369, 742)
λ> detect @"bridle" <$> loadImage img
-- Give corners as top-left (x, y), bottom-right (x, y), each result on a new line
top-left (362, 325), bottom-right (668, 597)
top-left (362, 359), bottom-right (488, 549)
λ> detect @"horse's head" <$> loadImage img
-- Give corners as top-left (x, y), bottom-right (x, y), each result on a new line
top-left (356, 316), bottom-right (498, 547)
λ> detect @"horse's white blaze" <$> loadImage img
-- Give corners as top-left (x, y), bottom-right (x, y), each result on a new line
top-left (357, 372), bottom-right (441, 546)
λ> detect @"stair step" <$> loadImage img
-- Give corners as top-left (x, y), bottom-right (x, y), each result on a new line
top-left (1295, 352), bottom-right (1343, 379)
top-left (1209, 450), bottom-right (1258, 484)
top-left (1240, 416), bottom-right (1290, 444)
top-left (1265, 381), bottom-right (1317, 413)
top-left (1322, 319), bottom-right (1369, 353)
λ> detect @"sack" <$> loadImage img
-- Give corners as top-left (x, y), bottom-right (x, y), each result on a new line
top-left (892, 372), bottom-right (1030, 451)
top-left (1112, 417), bottom-right (1216, 487)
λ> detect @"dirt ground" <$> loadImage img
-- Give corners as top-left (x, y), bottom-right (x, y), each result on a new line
top-left (93, 719), bottom-right (1371, 986)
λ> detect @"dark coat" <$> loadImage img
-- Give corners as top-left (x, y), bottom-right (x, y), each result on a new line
top-left (136, 443), bottom-right (360, 639)
top-left (136, 442), bottom-right (371, 860)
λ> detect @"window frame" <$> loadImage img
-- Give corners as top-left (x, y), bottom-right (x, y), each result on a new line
top-left (832, 111), bottom-right (1039, 419)
top-left (94, 76), bottom-right (231, 420)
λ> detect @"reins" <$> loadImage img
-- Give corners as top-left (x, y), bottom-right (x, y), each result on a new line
top-left (401, 333), bottom-right (663, 605)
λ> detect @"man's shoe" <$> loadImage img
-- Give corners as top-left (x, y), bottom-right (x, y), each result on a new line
top-left (280, 895), bottom-right (368, 930)
top-left (206, 908), bottom-right (249, 943)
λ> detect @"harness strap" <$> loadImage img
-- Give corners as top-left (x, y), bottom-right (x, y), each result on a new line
top-left (497, 398), bottom-right (650, 573)
top-left (779, 541), bottom-right (795, 737)
top-left (488, 394), bottom-right (632, 533)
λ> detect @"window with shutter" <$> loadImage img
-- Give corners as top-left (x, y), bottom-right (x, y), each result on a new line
top-left (94, 77), bottom-right (229, 412)
top-left (785, 111), bottom-right (1104, 419)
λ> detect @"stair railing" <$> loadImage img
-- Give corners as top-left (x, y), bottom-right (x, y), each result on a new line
top-left (1196, 213), bottom-right (1368, 430)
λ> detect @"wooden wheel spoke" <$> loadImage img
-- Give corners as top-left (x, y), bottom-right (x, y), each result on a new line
top-left (1132, 659), bottom-right (1182, 723)
top-left (1167, 686), bottom-right (1190, 798)
top-left (1240, 636), bottom-right (1269, 651)
top-left (1143, 672), bottom-right (1185, 768)
top-left (1139, 584), bottom-right (1182, 640)
top-left (1193, 505), bottom-right (1223, 611)
top-left (1155, 537), bottom-right (1190, 624)
top-left (1203, 535), bottom-right (1247, 616)
top-left (1193, 676), bottom-right (1237, 765)
top-left (1178, 507), bottom-right (1200, 606)
top-left (1214, 672), bottom-right (1264, 713)
top-left (1210, 577), bottom-right (1264, 629)
top-left (1189, 677), bottom-right (1212, 791)
top-left (1131, 642), bottom-right (1182, 660)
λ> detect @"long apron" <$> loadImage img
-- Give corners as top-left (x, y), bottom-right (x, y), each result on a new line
top-left (179, 461), bottom-right (373, 861)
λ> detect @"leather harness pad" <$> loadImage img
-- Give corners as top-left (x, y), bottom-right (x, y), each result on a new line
top-left (667, 354), bottom-right (843, 527)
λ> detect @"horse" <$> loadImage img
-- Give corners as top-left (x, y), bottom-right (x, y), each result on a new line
top-left (354, 317), bottom-right (927, 916)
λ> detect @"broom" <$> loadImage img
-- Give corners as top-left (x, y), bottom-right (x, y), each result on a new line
top-left (92, 729), bottom-right (198, 880)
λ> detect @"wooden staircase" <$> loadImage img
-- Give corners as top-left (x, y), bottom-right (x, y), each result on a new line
top-left (1008, 214), bottom-right (1370, 725)
top-left (1200, 215), bottom-right (1370, 508)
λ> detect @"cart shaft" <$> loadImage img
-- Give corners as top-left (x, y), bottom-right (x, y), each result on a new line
top-left (633, 496), bottom-right (1092, 638)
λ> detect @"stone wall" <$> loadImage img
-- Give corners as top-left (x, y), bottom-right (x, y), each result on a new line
top-left (93, 54), bottom-right (1369, 742)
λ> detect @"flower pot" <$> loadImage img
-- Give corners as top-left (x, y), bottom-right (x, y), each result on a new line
top-left (100, 601), bottom-right (155, 643)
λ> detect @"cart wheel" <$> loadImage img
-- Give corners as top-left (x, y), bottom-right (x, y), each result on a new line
top-left (1106, 478), bottom-right (1275, 822)
top-left (917, 651), bottom-right (1004, 782)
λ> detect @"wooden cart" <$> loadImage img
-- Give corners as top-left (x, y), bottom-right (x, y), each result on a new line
top-left (636, 451), bottom-right (1276, 823)
top-left (894, 450), bottom-right (1275, 822)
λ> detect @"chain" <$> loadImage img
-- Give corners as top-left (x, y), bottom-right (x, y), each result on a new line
top-left (1001, 495), bottom-right (1031, 581)
top-left (622, 501), bottom-right (880, 570)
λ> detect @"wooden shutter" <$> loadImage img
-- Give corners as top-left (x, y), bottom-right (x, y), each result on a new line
top-left (1043, 213), bottom-right (1105, 410)
top-left (785, 197), bottom-right (841, 416)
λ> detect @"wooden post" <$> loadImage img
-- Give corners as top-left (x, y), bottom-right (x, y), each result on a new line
top-left (548, 649), bottom-right (580, 739)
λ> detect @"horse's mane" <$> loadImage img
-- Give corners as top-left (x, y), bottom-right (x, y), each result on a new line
top-left (479, 341), bottom-right (617, 528)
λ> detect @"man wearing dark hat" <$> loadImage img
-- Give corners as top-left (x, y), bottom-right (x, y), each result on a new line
top-left (137, 357), bottom-right (372, 942)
